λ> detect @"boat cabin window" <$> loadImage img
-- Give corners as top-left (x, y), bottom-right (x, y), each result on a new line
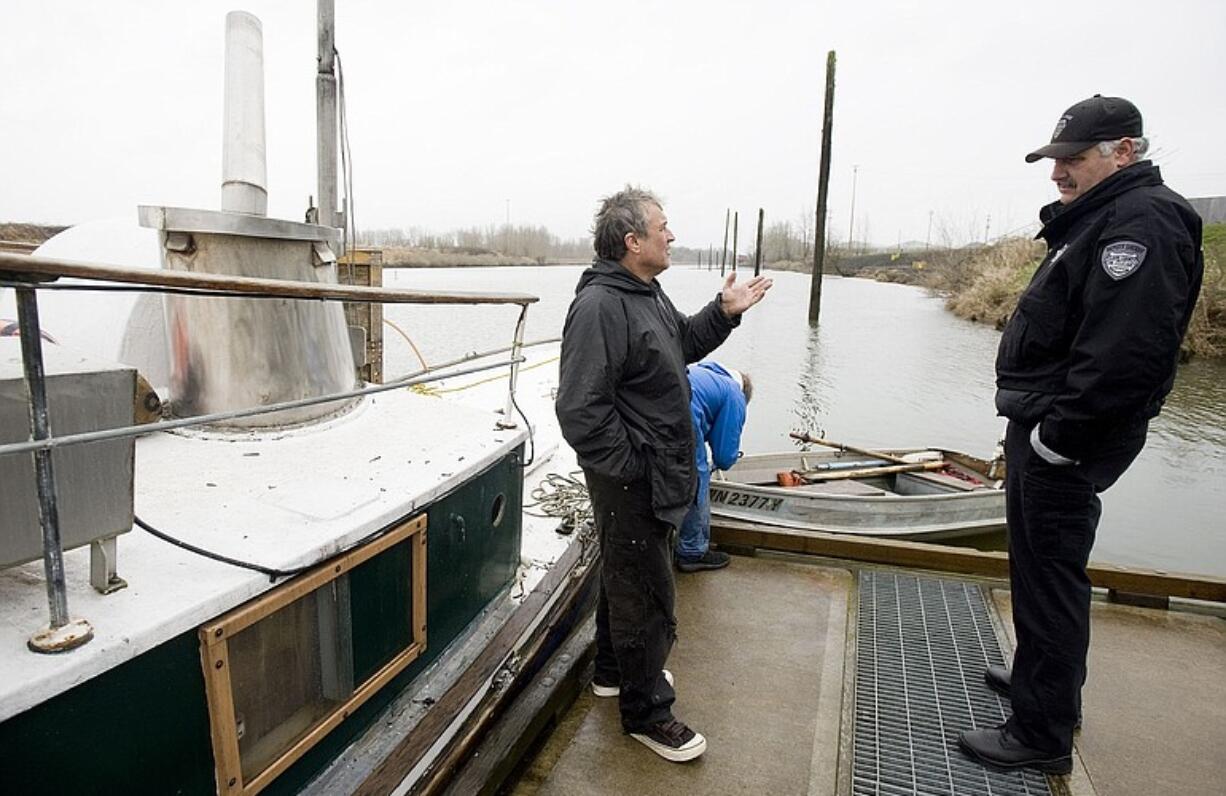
top-left (199, 515), bottom-right (427, 796)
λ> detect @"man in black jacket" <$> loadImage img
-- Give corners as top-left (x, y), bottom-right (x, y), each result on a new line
top-left (555, 186), bottom-right (770, 762)
top-left (959, 96), bottom-right (1203, 775)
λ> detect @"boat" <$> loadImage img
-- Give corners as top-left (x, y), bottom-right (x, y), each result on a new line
top-left (0, 9), bottom-right (593, 795)
top-left (709, 439), bottom-right (1006, 541)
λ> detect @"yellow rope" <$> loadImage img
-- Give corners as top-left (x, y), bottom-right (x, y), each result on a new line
top-left (422, 355), bottom-right (560, 395)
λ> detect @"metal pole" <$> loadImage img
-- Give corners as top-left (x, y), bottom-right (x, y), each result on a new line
top-left (317, 0), bottom-right (338, 229)
top-left (498, 305), bottom-right (529, 429)
top-left (15, 285), bottom-right (94, 653)
top-left (810, 50), bottom-right (836, 325)
top-left (753, 208), bottom-right (765, 276)
top-left (222, 12), bottom-right (268, 216)
top-left (720, 209), bottom-right (730, 277)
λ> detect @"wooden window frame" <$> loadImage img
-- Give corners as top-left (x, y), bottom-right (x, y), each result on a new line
top-left (199, 515), bottom-right (427, 796)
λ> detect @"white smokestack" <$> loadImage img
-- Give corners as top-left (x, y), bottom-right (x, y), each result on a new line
top-left (221, 11), bottom-right (268, 216)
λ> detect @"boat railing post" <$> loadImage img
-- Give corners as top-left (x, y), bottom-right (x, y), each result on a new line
top-left (14, 284), bottom-right (95, 653)
top-left (497, 305), bottom-right (529, 430)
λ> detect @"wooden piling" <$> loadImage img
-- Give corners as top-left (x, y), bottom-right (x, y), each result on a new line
top-left (731, 212), bottom-right (739, 273)
top-left (720, 209), bottom-right (730, 277)
top-left (809, 50), bottom-right (836, 326)
top-left (754, 208), bottom-right (765, 276)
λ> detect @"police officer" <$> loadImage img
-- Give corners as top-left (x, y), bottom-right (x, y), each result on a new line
top-left (959, 95), bottom-right (1204, 774)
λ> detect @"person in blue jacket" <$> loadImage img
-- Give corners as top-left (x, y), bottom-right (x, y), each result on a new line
top-left (675, 361), bottom-right (752, 573)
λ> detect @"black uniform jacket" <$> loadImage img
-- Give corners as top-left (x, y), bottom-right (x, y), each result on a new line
top-left (995, 162), bottom-right (1204, 460)
top-left (556, 258), bottom-right (737, 527)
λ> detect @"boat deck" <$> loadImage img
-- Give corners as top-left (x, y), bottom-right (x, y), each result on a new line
top-left (512, 552), bottom-right (1226, 796)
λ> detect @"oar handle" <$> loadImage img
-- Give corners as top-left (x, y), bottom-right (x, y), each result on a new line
top-left (796, 460), bottom-right (949, 482)
top-left (789, 431), bottom-right (912, 465)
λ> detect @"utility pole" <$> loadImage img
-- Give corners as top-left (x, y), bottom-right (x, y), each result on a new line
top-left (720, 209), bottom-right (730, 277)
top-left (809, 50), bottom-right (836, 325)
top-left (984, 214), bottom-right (991, 244)
top-left (926, 210), bottom-right (933, 250)
top-left (847, 164), bottom-right (858, 253)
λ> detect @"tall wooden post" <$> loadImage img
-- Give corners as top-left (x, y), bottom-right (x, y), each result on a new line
top-left (731, 212), bottom-right (739, 273)
top-left (753, 208), bottom-right (765, 276)
top-left (809, 50), bottom-right (836, 325)
top-left (720, 209), bottom-right (730, 277)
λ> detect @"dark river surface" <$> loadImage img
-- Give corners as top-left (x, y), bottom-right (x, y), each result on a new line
top-left (384, 265), bottom-right (1226, 580)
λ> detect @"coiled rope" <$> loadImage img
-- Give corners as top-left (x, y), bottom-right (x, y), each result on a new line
top-left (525, 471), bottom-right (591, 532)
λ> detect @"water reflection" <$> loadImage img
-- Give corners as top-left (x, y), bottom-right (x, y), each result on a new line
top-left (792, 326), bottom-right (828, 440)
top-left (1152, 357), bottom-right (1226, 453)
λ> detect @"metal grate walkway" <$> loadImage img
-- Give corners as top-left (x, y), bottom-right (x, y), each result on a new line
top-left (852, 571), bottom-right (1053, 796)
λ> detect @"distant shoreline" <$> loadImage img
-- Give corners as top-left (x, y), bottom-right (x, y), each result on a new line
top-left (384, 260), bottom-right (588, 269)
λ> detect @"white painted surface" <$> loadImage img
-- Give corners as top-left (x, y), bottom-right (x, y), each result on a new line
top-left (0, 389), bottom-right (525, 721)
top-left (0, 340), bottom-right (588, 729)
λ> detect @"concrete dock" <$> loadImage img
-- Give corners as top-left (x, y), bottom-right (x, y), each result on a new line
top-left (512, 552), bottom-right (1226, 796)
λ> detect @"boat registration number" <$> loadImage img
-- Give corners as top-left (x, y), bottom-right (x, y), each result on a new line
top-left (710, 488), bottom-right (783, 512)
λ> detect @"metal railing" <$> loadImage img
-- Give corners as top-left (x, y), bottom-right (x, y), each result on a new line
top-left (0, 251), bottom-right (540, 653)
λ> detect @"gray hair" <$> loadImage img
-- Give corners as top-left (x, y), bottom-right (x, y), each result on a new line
top-left (592, 186), bottom-right (662, 261)
top-left (1096, 136), bottom-right (1149, 161)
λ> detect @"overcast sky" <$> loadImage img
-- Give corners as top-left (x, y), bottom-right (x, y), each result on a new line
top-left (4, 1), bottom-right (1224, 249)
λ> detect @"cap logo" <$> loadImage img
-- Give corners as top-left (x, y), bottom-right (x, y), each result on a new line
top-left (1101, 241), bottom-right (1147, 280)
top-left (1052, 115), bottom-right (1071, 140)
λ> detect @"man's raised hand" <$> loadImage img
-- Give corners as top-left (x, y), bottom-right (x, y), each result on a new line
top-left (720, 272), bottom-right (773, 317)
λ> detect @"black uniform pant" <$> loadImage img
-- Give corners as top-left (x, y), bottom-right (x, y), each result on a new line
top-left (1003, 419), bottom-right (1146, 753)
top-left (585, 469), bottom-right (678, 733)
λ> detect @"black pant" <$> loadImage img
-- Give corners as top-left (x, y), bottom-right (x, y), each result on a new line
top-left (586, 469), bottom-right (678, 733)
top-left (1003, 419), bottom-right (1146, 753)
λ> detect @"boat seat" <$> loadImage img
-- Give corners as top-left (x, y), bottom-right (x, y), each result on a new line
top-left (899, 470), bottom-right (983, 492)
top-left (792, 480), bottom-right (889, 496)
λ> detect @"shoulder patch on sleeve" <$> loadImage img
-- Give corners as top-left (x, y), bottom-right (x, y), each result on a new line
top-left (1100, 241), bottom-right (1147, 280)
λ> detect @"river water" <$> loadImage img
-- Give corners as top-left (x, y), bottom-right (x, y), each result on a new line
top-left (383, 265), bottom-right (1226, 580)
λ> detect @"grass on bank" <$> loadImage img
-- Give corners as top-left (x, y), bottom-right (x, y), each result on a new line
top-left (911, 223), bottom-right (1225, 359)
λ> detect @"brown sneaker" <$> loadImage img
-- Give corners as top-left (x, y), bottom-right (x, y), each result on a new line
top-left (629, 718), bottom-right (707, 762)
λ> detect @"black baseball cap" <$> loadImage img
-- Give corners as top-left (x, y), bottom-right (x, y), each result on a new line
top-left (1025, 95), bottom-right (1143, 163)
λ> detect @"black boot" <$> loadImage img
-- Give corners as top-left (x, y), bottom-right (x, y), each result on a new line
top-left (985, 664), bottom-right (1011, 697)
top-left (958, 725), bottom-right (1072, 775)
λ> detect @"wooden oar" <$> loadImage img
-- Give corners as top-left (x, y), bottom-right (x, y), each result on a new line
top-left (787, 430), bottom-right (949, 483)
top-left (789, 430), bottom-right (914, 465)
top-left (797, 460), bottom-right (949, 482)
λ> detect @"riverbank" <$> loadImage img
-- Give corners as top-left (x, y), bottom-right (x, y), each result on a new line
top-left (833, 223), bottom-right (1225, 359)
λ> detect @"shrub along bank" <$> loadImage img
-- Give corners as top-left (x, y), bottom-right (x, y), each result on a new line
top-left (899, 224), bottom-right (1225, 359)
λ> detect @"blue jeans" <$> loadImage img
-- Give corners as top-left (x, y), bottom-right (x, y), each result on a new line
top-left (675, 466), bottom-right (711, 560)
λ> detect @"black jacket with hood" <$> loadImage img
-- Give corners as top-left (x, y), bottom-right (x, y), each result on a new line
top-left (556, 258), bottom-right (738, 527)
top-left (995, 161), bottom-right (1203, 461)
